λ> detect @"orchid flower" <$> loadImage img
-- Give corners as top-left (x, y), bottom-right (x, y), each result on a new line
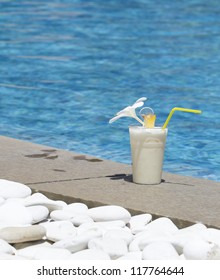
top-left (109, 97), bottom-right (147, 126)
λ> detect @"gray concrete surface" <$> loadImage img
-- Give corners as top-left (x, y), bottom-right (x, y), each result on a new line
top-left (1, 135), bottom-right (220, 229)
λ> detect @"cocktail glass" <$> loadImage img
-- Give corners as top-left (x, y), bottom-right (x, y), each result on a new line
top-left (129, 126), bottom-right (168, 185)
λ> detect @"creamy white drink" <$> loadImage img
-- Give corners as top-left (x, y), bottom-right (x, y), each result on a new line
top-left (129, 126), bottom-right (168, 185)
top-left (109, 98), bottom-right (201, 184)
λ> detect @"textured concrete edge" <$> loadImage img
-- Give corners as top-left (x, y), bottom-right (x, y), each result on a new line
top-left (31, 188), bottom-right (197, 229)
top-left (1, 135), bottom-right (220, 229)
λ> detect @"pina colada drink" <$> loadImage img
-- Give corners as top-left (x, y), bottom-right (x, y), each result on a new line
top-left (129, 127), bottom-right (168, 185)
top-left (109, 97), bottom-right (201, 185)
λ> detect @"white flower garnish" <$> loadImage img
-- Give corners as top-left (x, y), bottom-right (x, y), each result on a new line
top-left (109, 97), bottom-right (147, 125)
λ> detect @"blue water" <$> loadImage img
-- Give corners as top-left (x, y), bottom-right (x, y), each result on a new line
top-left (0, 0), bottom-right (220, 181)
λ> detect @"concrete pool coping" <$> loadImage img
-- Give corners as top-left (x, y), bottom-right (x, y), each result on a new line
top-left (1, 135), bottom-right (220, 229)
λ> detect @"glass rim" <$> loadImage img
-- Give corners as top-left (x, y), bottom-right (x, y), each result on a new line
top-left (129, 126), bottom-right (168, 130)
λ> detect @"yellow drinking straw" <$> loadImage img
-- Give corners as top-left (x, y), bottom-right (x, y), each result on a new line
top-left (162, 107), bottom-right (202, 129)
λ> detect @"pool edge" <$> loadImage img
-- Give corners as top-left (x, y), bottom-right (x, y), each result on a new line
top-left (1, 135), bottom-right (220, 229)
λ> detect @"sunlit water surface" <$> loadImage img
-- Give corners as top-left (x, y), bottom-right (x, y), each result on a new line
top-left (0, 0), bottom-right (220, 181)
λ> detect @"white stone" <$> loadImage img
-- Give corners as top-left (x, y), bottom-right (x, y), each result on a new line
top-left (104, 228), bottom-right (133, 245)
top-left (206, 228), bottom-right (220, 246)
top-left (64, 203), bottom-right (88, 214)
top-left (41, 221), bottom-right (77, 242)
top-left (0, 225), bottom-right (46, 243)
top-left (95, 220), bottom-right (126, 230)
top-left (17, 243), bottom-right (51, 259)
top-left (117, 251), bottom-right (142, 260)
top-left (88, 237), bottom-right (128, 260)
top-left (129, 229), bottom-right (171, 252)
top-left (0, 253), bottom-right (27, 260)
top-left (0, 202), bottom-right (33, 227)
top-left (179, 254), bottom-right (186, 260)
top-left (87, 205), bottom-right (131, 223)
top-left (76, 223), bottom-right (104, 237)
top-left (128, 213), bottom-right (152, 234)
top-left (50, 209), bottom-right (75, 221)
top-left (0, 197), bottom-right (5, 206)
top-left (50, 209), bottom-right (93, 226)
top-left (0, 239), bottom-right (16, 254)
top-left (53, 230), bottom-right (102, 253)
top-left (27, 206), bottom-right (49, 224)
top-left (76, 222), bottom-right (97, 235)
top-left (142, 241), bottom-right (179, 260)
top-left (23, 192), bottom-right (66, 212)
top-left (69, 249), bottom-right (110, 260)
top-left (17, 245), bottom-right (71, 259)
top-left (34, 247), bottom-right (71, 260)
top-left (171, 232), bottom-right (202, 255)
top-left (128, 217), bottom-right (178, 252)
top-left (139, 232), bottom-right (172, 250)
top-left (14, 240), bottom-right (52, 250)
top-left (71, 215), bottom-right (94, 226)
top-left (179, 223), bottom-right (207, 233)
top-left (183, 239), bottom-right (215, 260)
top-left (170, 225), bottom-right (210, 255)
top-left (207, 245), bottom-right (220, 260)
top-left (5, 197), bottom-right (25, 204)
top-left (0, 179), bottom-right (31, 199)
top-left (142, 217), bottom-right (179, 235)
top-left (177, 223), bottom-right (209, 240)
top-left (77, 220), bottom-right (125, 236)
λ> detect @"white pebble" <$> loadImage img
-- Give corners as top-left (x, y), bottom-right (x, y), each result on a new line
top-left (53, 230), bottom-right (102, 253)
top-left (88, 237), bottom-right (128, 260)
top-left (179, 223), bottom-right (207, 233)
top-left (0, 202), bottom-right (33, 227)
top-left (104, 228), bottom-right (133, 245)
top-left (95, 220), bottom-right (126, 229)
top-left (17, 244), bottom-right (49, 259)
top-left (117, 251), bottom-right (142, 260)
top-left (207, 244), bottom-right (220, 260)
top-left (142, 217), bottom-right (178, 235)
top-left (18, 245), bottom-right (70, 260)
top-left (129, 229), bottom-right (171, 252)
top-left (14, 240), bottom-right (51, 250)
top-left (71, 215), bottom-right (94, 226)
top-left (206, 228), bottom-right (220, 246)
top-left (77, 222), bottom-right (99, 235)
top-left (50, 210), bottom-right (93, 226)
top-left (143, 241), bottom-right (179, 260)
top-left (41, 221), bottom-right (77, 242)
top-left (0, 239), bottom-right (16, 254)
top-left (0, 225), bottom-right (46, 243)
top-left (0, 179), bottom-right (31, 199)
top-left (69, 249), bottom-right (110, 260)
top-left (139, 232), bottom-right (172, 250)
top-left (34, 247), bottom-right (71, 260)
top-left (64, 203), bottom-right (88, 214)
top-left (179, 254), bottom-right (186, 260)
top-left (171, 232), bottom-right (202, 255)
top-left (77, 221), bottom-right (125, 236)
top-left (27, 206), bottom-right (49, 224)
top-left (50, 209), bottom-right (75, 221)
top-left (0, 197), bottom-right (5, 206)
top-left (128, 214), bottom-right (152, 234)
top-left (87, 205), bottom-right (131, 223)
top-left (183, 239), bottom-right (215, 260)
top-left (177, 223), bottom-right (209, 240)
top-left (24, 193), bottom-right (66, 211)
top-left (0, 253), bottom-right (27, 260)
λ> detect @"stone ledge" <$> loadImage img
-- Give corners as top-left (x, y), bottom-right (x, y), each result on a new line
top-left (1, 135), bottom-right (220, 229)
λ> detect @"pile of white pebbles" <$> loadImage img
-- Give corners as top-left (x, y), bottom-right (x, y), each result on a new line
top-left (0, 179), bottom-right (220, 260)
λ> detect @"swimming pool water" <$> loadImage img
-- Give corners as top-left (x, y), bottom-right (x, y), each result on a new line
top-left (0, 0), bottom-right (220, 181)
